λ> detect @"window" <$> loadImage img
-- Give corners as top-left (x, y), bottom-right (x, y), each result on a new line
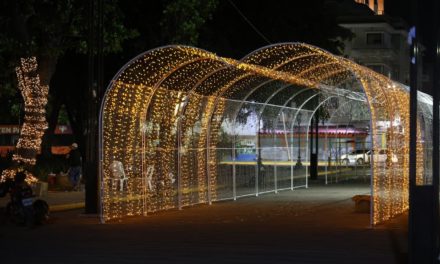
top-left (366, 33), bottom-right (383, 45)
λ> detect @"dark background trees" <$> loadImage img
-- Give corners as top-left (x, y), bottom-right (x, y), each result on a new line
top-left (0, 0), bottom-right (136, 160)
top-left (199, 0), bottom-right (353, 58)
top-left (0, 0), bottom-right (358, 178)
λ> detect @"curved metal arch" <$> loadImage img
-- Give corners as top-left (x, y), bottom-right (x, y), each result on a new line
top-left (229, 53), bottom-right (340, 103)
top-left (99, 44), bottom-right (230, 162)
top-left (226, 86), bottom-right (313, 197)
top-left (138, 56), bottom-right (221, 135)
top-left (338, 57), bottom-right (394, 117)
top-left (332, 58), bottom-right (394, 195)
top-left (300, 95), bottom-right (353, 186)
top-left (289, 92), bottom-right (327, 130)
top-left (240, 43), bottom-right (359, 89)
top-left (241, 43), bottom-right (369, 100)
top-left (322, 98), bottom-right (371, 154)
top-left (323, 99), bottom-right (367, 183)
top-left (205, 48), bottom-right (336, 109)
top-left (263, 67), bottom-right (362, 124)
top-left (227, 67), bottom-right (351, 142)
top-left (285, 91), bottom-right (337, 189)
top-left (100, 44), bottom-right (356, 215)
top-left (321, 99), bottom-right (368, 182)
top-left (233, 87), bottom-right (315, 163)
top-left (173, 71), bottom-right (260, 205)
top-left (251, 83), bottom-right (303, 195)
top-left (256, 83), bottom-right (297, 117)
top-left (176, 72), bottom-right (267, 205)
top-left (240, 42), bottom-right (340, 65)
top-left (100, 45), bottom-right (230, 198)
top-left (303, 95), bottom-right (342, 186)
top-left (295, 62), bottom-right (344, 78)
top-left (203, 73), bottom-right (263, 203)
top-left (178, 43), bottom-right (361, 162)
top-left (99, 45), bottom-right (204, 178)
top-left (100, 49), bottom-right (221, 222)
top-left (202, 79), bottom-right (297, 202)
top-left (99, 43), bottom-right (416, 225)
top-left (229, 52), bottom-right (349, 105)
top-left (271, 72), bottom-right (364, 125)
top-left (139, 57), bottom-right (220, 211)
top-left (207, 51), bottom-right (341, 118)
top-left (368, 77), bottom-right (408, 211)
top-left (107, 50), bottom-right (230, 216)
top-left (201, 45), bottom-right (360, 202)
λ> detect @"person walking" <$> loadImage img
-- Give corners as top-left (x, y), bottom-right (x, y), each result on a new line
top-left (67, 143), bottom-right (82, 191)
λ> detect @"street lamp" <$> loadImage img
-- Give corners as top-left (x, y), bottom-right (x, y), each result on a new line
top-left (295, 111), bottom-right (303, 169)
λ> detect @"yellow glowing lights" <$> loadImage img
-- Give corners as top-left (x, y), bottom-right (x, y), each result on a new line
top-left (1, 57), bottom-right (47, 184)
top-left (100, 44), bottom-right (425, 225)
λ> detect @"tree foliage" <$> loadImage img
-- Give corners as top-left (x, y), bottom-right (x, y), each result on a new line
top-left (0, 0), bottom-right (355, 163)
top-left (0, 0), bottom-right (136, 126)
top-left (199, 0), bottom-right (354, 58)
top-left (0, 0), bottom-right (137, 61)
top-left (160, 0), bottom-right (218, 45)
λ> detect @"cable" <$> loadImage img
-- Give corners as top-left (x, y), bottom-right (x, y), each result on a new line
top-left (227, 0), bottom-right (272, 44)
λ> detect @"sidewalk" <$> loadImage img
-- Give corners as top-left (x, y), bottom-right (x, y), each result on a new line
top-left (0, 180), bottom-right (408, 263)
top-left (0, 190), bottom-right (85, 212)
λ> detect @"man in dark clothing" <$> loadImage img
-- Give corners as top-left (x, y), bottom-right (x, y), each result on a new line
top-left (67, 143), bottom-right (82, 191)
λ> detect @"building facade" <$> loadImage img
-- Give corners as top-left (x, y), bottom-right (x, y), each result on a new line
top-left (339, 1), bottom-right (410, 85)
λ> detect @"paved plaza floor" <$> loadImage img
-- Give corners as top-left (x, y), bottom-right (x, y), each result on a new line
top-left (0, 179), bottom-right (407, 263)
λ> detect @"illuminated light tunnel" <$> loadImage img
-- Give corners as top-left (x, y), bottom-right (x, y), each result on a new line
top-left (99, 43), bottom-right (433, 224)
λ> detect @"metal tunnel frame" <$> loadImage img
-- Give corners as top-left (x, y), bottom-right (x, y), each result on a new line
top-left (99, 43), bottom-right (432, 225)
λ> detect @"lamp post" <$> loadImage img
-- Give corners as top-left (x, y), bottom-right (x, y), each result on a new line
top-left (85, 0), bottom-right (103, 214)
top-left (408, 0), bottom-right (440, 262)
top-left (295, 111), bottom-right (302, 169)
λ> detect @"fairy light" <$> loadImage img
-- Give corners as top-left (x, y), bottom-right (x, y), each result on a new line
top-left (100, 44), bottom-right (427, 225)
top-left (0, 57), bottom-right (47, 184)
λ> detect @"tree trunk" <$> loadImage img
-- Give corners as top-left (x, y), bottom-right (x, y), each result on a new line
top-left (64, 100), bottom-right (85, 158)
top-left (37, 55), bottom-right (58, 87)
top-left (13, 57), bottom-right (49, 167)
top-left (37, 55), bottom-right (59, 158)
top-left (41, 98), bottom-right (62, 157)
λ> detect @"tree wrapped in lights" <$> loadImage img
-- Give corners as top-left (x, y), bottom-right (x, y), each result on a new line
top-left (0, 57), bottom-right (48, 183)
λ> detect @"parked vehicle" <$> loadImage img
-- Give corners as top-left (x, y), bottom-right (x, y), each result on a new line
top-left (371, 149), bottom-right (398, 164)
top-left (340, 149), bottom-right (398, 165)
top-left (340, 149), bottom-right (370, 165)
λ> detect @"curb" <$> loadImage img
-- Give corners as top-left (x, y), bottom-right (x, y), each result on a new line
top-left (50, 202), bottom-right (85, 212)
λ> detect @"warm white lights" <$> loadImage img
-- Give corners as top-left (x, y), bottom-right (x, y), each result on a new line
top-left (100, 44), bottom-right (426, 225)
top-left (1, 57), bottom-right (48, 184)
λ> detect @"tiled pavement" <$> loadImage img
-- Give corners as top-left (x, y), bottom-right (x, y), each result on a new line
top-left (0, 180), bottom-right (407, 263)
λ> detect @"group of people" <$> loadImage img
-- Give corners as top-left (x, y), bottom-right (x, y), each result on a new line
top-left (0, 142), bottom-right (82, 226)
top-left (0, 171), bottom-right (49, 227)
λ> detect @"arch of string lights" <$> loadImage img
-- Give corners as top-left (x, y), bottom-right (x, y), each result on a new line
top-left (99, 43), bottom-right (431, 225)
